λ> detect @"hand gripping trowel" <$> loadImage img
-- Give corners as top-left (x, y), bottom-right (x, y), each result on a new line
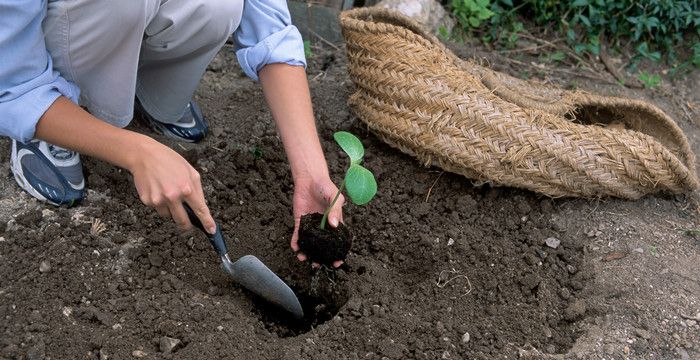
top-left (184, 204), bottom-right (304, 319)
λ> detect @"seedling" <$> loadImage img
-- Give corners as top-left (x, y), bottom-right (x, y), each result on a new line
top-left (320, 131), bottom-right (377, 230)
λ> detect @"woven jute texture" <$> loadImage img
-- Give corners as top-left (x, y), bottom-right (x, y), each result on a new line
top-left (339, 7), bottom-right (699, 199)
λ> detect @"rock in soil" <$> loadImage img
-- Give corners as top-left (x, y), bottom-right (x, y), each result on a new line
top-left (545, 237), bottom-right (561, 249)
top-left (297, 213), bottom-right (352, 266)
top-left (39, 260), bottom-right (51, 273)
top-left (159, 336), bottom-right (181, 353)
top-left (131, 350), bottom-right (147, 358)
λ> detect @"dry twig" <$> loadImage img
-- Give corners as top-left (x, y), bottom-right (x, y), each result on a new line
top-left (436, 268), bottom-right (473, 297)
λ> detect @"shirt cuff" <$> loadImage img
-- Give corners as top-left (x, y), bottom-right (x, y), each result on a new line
top-left (0, 77), bottom-right (80, 143)
top-left (235, 25), bottom-right (307, 81)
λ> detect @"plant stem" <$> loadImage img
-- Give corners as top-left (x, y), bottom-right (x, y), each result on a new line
top-left (320, 180), bottom-right (345, 230)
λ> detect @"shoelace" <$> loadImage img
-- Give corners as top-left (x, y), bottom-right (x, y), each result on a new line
top-left (48, 144), bottom-right (76, 161)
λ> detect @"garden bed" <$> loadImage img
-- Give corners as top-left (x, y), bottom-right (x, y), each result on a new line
top-left (0, 41), bottom-right (699, 359)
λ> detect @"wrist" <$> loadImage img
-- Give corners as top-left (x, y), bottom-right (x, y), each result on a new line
top-left (292, 163), bottom-right (331, 185)
top-left (119, 133), bottom-right (158, 172)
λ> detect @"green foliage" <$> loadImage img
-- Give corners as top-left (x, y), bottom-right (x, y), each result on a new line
top-left (333, 131), bottom-right (377, 206)
top-left (303, 39), bottom-right (312, 58)
top-left (452, 0), bottom-right (495, 29)
top-left (333, 131), bottom-right (364, 163)
top-left (637, 71), bottom-right (661, 88)
top-left (451, 0), bottom-right (700, 68)
top-left (320, 132), bottom-right (377, 229)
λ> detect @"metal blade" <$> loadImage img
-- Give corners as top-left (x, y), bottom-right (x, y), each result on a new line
top-left (223, 255), bottom-right (304, 319)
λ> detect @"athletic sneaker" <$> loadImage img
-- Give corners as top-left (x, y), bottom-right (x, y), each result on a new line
top-left (10, 139), bottom-right (85, 206)
top-left (136, 98), bottom-right (209, 143)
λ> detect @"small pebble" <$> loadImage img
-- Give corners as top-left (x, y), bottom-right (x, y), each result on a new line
top-left (687, 320), bottom-right (697, 327)
top-left (132, 350), bottom-right (147, 358)
top-left (39, 260), bottom-right (51, 273)
top-left (634, 328), bottom-right (652, 340)
top-left (447, 238), bottom-right (454, 246)
top-left (159, 336), bottom-right (181, 354)
top-left (632, 248), bottom-right (644, 253)
top-left (461, 332), bottom-right (470, 343)
top-left (207, 285), bottom-right (220, 296)
top-left (545, 237), bottom-right (561, 249)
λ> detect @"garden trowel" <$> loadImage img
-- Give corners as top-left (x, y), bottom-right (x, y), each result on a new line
top-left (183, 204), bottom-right (304, 319)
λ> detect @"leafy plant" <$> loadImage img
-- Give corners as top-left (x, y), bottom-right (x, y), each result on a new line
top-left (454, 0), bottom-right (700, 68)
top-left (637, 71), bottom-right (661, 88)
top-left (320, 132), bottom-right (377, 230)
top-left (452, 0), bottom-right (496, 29)
top-left (303, 39), bottom-right (313, 58)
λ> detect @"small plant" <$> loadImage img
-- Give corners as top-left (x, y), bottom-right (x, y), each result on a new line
top-left (303, 39), bottom-right (313, 58)
top-left (319, 131), bottom-right (377, 229)
top-left (438, 25), bottom-right (451, 41)
top-left (452, 0), bottom-right (495, 29)
top-left (680, 228), bottom-right (700, 238)
top-left (637, 71), bottom-right (661, 88)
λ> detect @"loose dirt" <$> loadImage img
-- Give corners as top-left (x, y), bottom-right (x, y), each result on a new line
top-left (1, 39), bottom-right (699, 359)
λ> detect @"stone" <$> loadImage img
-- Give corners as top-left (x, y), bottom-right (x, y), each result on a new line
top-left (159, 336), bottom-right (181, 354)
top-left (634, 329), bottom-right (651, 340)
top-left (545, 237), bottom-right (561, 249)
top-left (461, 332), bottom-right (470, 343)
top-left (207, 285), bottom-right (220, 296)
top-left (39, 260), bottom-right (51, 273)
top-left (132, 350), bottom-right (147, 358)
top-left (376, 0), bottom-right (456, 35)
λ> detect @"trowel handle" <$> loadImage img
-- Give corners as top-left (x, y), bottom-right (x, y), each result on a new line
top-left (183, 203), bottom-right (228, 257)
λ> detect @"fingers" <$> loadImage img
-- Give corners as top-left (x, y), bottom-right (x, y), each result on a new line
top-left (291, 217), bottom-right (308, 261)
top-left (168, 202), bottom-right (192, 231)
top-left (291, 217), bottom-right (301, 252)
top-left (326, 190), bottom-right (345, 228)
top-left (332, 260), bottom-right (344, 268)
top-left (155, 205), bottom-right (171, 219)
top-left (184, 170), bottom-right (216, 234)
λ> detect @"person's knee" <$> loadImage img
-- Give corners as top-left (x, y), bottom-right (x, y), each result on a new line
top-left (195, 0), bottom-right (244, 46)
top-left (98, 2), bottom-right (148, 36)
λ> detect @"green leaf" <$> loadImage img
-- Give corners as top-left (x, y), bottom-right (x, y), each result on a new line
top-left (550, 51), bottom-right (566, 62)
top-left (469, 16), bottom-right (481, 28)
top-left (333, 131), bottom-right (364, 163)
top-left (345, 165), bottom-right (377, 206)
top-left (572, 0), bottom-right (588, 7)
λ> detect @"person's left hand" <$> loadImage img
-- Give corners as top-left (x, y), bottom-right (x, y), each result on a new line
top-left (291, 175), bottom-right (345, 268)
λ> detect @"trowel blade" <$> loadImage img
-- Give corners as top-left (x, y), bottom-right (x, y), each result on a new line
top-left (224, 255), bottom-right (304, 319)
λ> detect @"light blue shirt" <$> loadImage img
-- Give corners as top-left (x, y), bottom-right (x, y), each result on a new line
top-left (0, 0), bottom-right (306, 143)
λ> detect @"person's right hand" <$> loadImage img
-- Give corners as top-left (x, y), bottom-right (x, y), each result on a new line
top-left (127, 138), bottom-right (216, 234)
top-left (33, 97), bottom-right (215, 234)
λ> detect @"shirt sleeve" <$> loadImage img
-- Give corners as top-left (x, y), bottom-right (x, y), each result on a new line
top-left (0, 0), bottom-right (80, 142)
top-left (232, 0), bottom-right (307, 81)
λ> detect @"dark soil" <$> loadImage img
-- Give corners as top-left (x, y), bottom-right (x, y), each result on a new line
top-left (1, 37), bottom-right (699, 359)
top-left (297, 213), bottom-right (352, 266)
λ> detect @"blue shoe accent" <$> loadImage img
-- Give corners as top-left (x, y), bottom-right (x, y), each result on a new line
top-left (136, 98), bottom-right (209, 143)
top-left (10, 140), bottom-right (85, 207)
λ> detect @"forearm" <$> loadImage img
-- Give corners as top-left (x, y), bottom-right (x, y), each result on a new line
top-left (258, 64), bottom-right (329, 182)
top-left (35, 96), bottom-right (152, 171)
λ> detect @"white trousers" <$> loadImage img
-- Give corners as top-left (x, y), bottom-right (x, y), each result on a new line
top-left (43, 0), bottom-right (243, 126)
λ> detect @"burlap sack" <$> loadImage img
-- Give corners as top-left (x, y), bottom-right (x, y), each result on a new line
top-left (340, 8), bottom-right (699, 199)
